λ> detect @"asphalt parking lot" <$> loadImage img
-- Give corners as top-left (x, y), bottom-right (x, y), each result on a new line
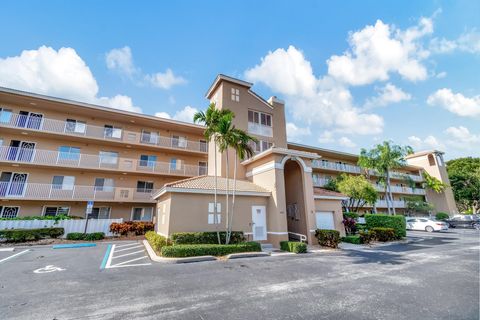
top-left (0, 229), bottom-right (479, 320)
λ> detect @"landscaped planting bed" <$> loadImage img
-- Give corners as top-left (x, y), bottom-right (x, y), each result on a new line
top-left (161, 242), bottom-right (261, 258)
top-left (365, 214), bottom-right (406, 238)
top-left (315, 229), bottom-right (340, 248)
top-left (170, 231), bottom-right (245, 245)
top-left (0, 227), bottom-right (64, 242)
top-left (66, 232), bottom-right (105, 241)
top-left (280, 241), bottom-right (307, 253)
top-left (341, 235), bottom-right (361, 244)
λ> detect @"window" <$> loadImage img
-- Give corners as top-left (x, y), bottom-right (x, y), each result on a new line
top-left (0, 206), bottom-right (19, 218)
top-left (0, 172), bottom-right (28, 196)
top-left (199, 161), bottom-right (207, 175)
top-left (250, 140), bottom-right (272, 153)
top-left (58, 146), bottom-right (80, 161)
top-left (428, 154), bottom-right (435, 166)
top-left (139, 155), bottom-right (157, 167)
top-left (52, 176), bottom-right (75, 190)
top-left (141, 130), bottom-right (159, 144)
top-left (0, 108), bottom-right (12, 123)
top-left (65, 119), bottom-right (86, 134)
top-left (137, 181), bottom-right (153, 193)
top-left (17, 111), bottom-right (43, 129)
top-left (44, 206), bottom-right (70, 217)
top-left (200, 140), bottom-right (207, 152)
top-left (172, 135), bottom-right (187, 148)
top-left (99, 151), bottom-right (118, 165)
top-left (7, 140), bottom-right (36, 162)
top-left (231, 88), bottom-right (240, 102)
top-left (248, 110), bottom-right (272, 127)
top-left (208, 202), bottom-right (221, 224)
top-left (104, 125), bottom-right (122, 139)
top-left (170, 158), bottom-right (183, 171)
top-left (132, 207), bottom-right (153, 221)
top-left (89, 207), bottom-right (111, 219)
top-left (94, 178), bottom-right (115, 192)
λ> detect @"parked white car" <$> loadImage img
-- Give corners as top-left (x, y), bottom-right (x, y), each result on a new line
top-left (406, 217), bottom-right (449, 232)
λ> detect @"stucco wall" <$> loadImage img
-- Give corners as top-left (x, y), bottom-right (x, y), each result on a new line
top-left (313, 199), bottom-right (346, 237)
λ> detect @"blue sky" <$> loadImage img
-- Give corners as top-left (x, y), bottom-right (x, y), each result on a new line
top-left (0, 0), bottom-right (479, 159)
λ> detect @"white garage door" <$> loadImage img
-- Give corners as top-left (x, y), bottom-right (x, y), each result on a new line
top-left (315, 211), bottom-right (335, 230)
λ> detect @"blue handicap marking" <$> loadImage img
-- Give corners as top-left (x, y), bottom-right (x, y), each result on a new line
top-left (53, 243), bottom-right (97, 249)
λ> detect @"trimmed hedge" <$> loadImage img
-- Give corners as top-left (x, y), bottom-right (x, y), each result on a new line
top-left (0, 227), bottom-right (64, 242)
top-left (435, 212), bottom-right (450, 221)
top-left (341, 235), bottom-right (361, 244)
top-left (66, 232), bottom-right (105, 241)
top-left (371, 227), bottom-right (396, 242)
top-left (356, 223), bottom-right (367, 232)
top-left (359, 230), bottom-right (376, 244)
top-left (161, 242), bottom-right (261, 258)
top-left (280, 241), bottom-right (307, 253)
top-left (315, 229), bottom-right (340, 248)
top-left (0, 215), bottom-right (73, 221)
top-left (343, 212), bottom-right (359, 220)
top-left (365, 214), bottom-right (406, 238)
top-left (145, 231), bottom-right (170, 254)
top-left (170, 231), bottom-right (245, 245)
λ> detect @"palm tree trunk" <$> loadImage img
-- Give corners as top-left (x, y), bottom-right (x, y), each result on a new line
top-left (225, 149), bottom-right (229, 244)
top-left (386, 170), bottom-right (395, 215)
top-left (384, 182), bottom-right (391, 215)
top-left (227, 150), bottom-right (238, 245)
top-left (214, 141), bottom-right (220, 244)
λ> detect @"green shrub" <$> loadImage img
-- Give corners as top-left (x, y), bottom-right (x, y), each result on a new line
top-left (371, 227), bottom-right (396, 242)
top-left (66, 232), bottom-right (105, 241)
top-left (161, 242), bottom-right (261, 257)
top-left (341, 235), bottom-right (361, 244)
top-left (356, 223), bottom-right (367, 232)
top-left (435, 212), bottom-right (450, 221)
top-left (343, 212), bottom-right (359, 220)
top-left (359, 230), bottom-right (376, 244)
top-left (145, 231), bottom-right (171, 254)
top-left (170, 231), bottom-right (245, 245)
top-left (365, 214), bottom-right (406, 238)
top-left (280, 241), bottom-right (307, 253)
top-left (109, 221), bottom-right (154, 236)
top-left (315, 229), bottom-right (340, 248)
top-left (0, 215), bottom-right (72, 221)
top-left (0, 227), bottom-right (64, 242)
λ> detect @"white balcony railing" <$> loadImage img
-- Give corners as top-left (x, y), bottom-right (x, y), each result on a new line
top-left (0, 146), bottom-right (205, 176)
top-left (373, 184), bottom-right (426, 195)
top-left (312, 177), bottom-right (331, 187)
top-left (0, 113), bottom-right (207, 153)
top-left (368, 169), bottom-right (423, 182)
top-left (311, 160), bottom-right (362, 174)
top-left (247, 122), bottom-right (273, 137)
top-left (374, 200), bottom-right (407, 208)
top-left (0, 182), bottom-right (156, 202)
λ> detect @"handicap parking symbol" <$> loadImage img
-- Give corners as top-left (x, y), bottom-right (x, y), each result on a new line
top-left (34, 265), bottom-right (66, 274)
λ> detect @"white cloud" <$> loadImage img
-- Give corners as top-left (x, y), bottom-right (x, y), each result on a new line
top-left (435, 71), bottom-right (447, 79)
top-left (364, 83), bottom-right (411, 108)
top-left (245, 46), bottom-right (384, 135)
top-left (408, 135), bottom-right (444, 150)
top-left (427, 88), bottom-right (480, 117)
top-left (105, 46), bottom-right (137, 76)
top-left (338, 137), bottom-right (356, 148)
top-left (430, 30), bottom-right (480, 54)
top-left (0, 46), bottom-right (141, 113)
top-left (286, 122), bottom-right (311, 141)
top-left (146, 69), bottom-right (187, 90)
top-left (155, 105), bottom-right (198, 123)
top-left (444, 126), bottom-right (480, 150)
top-left (318, 131), bottom-right (335, 144)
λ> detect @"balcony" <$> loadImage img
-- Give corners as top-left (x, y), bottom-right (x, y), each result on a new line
top-left (369, 169), bottom-right (423, 182)
top-left (0, 182), bottom-right (156, 202)
top-left (0, 113), bottom-right (207, 153)
top-left (311, 160), bottom-right (362, 174)
top-left (312, 177), bottom-right (331, 187)
top-left (247, 122), bottom-right (273, 137)
top-left (0, 146), bottom-right (204, 177)
top-left (374, 200), bottom-right (406, 208)
top-left (373, 184), bottom-right (426, 195)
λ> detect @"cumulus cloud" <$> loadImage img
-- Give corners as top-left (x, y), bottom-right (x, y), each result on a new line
top-left (408, 135), bottom-right (444, 150)
top-left (318, 131), bottom-right (335, 144)
top-left (430, 30), bottom-right (480, 54)
top-left (338, 137), bottom-right (356, 148)
top-left (364, 83), bottom-right (411, 108)
top-left (444, 126), bottom-right (480, 150)
top-left (0, 46), bottom-right (141, 113)
top-left (327, 17), bottom-right (433, 86)
top-left (286, 122), bottom-right (311, 141)
top-left (105, 46), bottom-right (186, 90)
top-left (155, 106), bottom-right (198, 123)
top-left (427, 88), bottom-right (480, 117)
top-left (245, 46), bottom-right (383, 135)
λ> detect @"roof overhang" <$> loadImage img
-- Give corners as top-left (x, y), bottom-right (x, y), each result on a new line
top-left (153, 187), bottom-right (271, 199)
top-left (205, 74), bottom-right (253, 99)
top-left (241, 147), bottom-right (320, 166)
top-left (405, 150), bottom-right (445, 159)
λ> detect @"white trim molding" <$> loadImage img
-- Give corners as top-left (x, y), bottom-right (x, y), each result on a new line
top-left (314, 195), bottom-right (349, 200)
top-left (245, 161), bottom-right (282, 177)
top-left (153, 187), bottom-right (271, 199)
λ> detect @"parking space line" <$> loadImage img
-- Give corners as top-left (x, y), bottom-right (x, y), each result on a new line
top-left (100, 244), bottom-right (113, 270)
top-left (114, 245), bottom-right (143, 253)
top-left (0, 249), bottom-right (29, 264)
top-left (115, 242), bottom-right (138, 249)
top-left (112, 250), bottom-right (145, 259)
top-left (102, 243), bottom-right (151, 269)
top-left (0, 248), bottom-right (15, 252)
top-left (111, 256), bottom-right (149, 267)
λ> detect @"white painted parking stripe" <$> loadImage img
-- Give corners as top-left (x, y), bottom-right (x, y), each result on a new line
top-left (114, 245), bottom-right (143, 253)
top-left (112, 256), bottom-right (149, 266)
top-left (108, 263), bottom-right (152, 269)
top-left (112, 250), bottom-right (145, 259)
top-left (0, 248), bottom-right (15, 252)
top-left (115, 242), bottom-right (138, 249)
top-left (0, 249), bottom-right (29, 264)
top-left (104, 244), bottom-right (116, 269)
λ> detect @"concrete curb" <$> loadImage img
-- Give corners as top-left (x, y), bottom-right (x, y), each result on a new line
top-left (143, 240), bottom-right (217, 264)
top-left (226, 252), bottom-right (270, 259)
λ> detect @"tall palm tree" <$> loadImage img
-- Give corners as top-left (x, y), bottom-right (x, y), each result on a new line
top-left (193, 103), bottom-right (233, 244)
top-left (226, 129), bottom-right (257, 244)
top-left (358, 141), bottom-right (413, 215)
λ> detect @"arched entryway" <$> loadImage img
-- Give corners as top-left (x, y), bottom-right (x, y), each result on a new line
top-left (283, 159), bottom-right (308, 241)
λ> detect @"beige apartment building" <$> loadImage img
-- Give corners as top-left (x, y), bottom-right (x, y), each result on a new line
top-left (0, 74), bottom-right (457, 245)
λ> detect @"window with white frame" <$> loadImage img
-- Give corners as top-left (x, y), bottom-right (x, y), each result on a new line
top-left (52, 176), bottom-right (75, 190)
top-left (44, 206), bottom-right (70, 217)
top-left (137, 181), bottom-right (153, 193)
top-left (199, 161), bottom-right (207, 175)
top-left (132, 207), bottom-right (153, 221)
top-left (248, 110), bottom-right (272, 127)
top-left (139, 154), bottom-right (157, 167)
top-left (172, 135), bottom-right (187, 148)
top-left (231, 88), bottom-right (240, 102)
top-left (208, 202), bottom-right (221, 224)
top-left (170, 158), bottom-right (183, 171)
top-left (140, 130), bottom-right (159, 144)
top-left (65, 119), bottom-right (86, 134)
top-left (99, 151), bottom-right (119, 165)
top-left (0, 107), bottom-right (13, 123)
top-left (0, 206), bottom-right (19, 218)
top-left (94, 178), bottom-right (115, 192)
top-left (250, 140), bottom-right (272, 154)
top-left (199, 139), bottom-right (207, 152)
top-left (104, 125), bottom-right (122, 139)
top-left (90, 207), bottom-right (111, 219)
top-left (58, 146), bottom-right (81, 161)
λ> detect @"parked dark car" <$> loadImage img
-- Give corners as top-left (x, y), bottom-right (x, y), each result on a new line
top-left (446, 215), bottom-right (480, 229)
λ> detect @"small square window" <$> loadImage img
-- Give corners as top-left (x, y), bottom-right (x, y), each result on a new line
top-left (231, 88), bottom-right (240, 102)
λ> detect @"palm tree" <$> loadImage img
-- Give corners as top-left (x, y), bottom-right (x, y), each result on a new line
top-left (358, 141), bottom-right (413, 215)
top-left (226, 129), bottom-right (257, 244)
top-left (193, 103), bottom-right (233, 244)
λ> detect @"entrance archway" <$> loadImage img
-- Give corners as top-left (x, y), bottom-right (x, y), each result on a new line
top-left (283, 159), bottom-right (308, 240)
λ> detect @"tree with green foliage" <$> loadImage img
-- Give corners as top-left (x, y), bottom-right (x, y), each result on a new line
top-left (404, 195), bottom-right (434, 216)
top-left (335, 174), bottom-right (378, 213)
top-left (422, 171), bottom-right (447, 193)
top-left (446, 157), bottom-right (480, 214)
top-left (358, 141), bottom-right (413, 215)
